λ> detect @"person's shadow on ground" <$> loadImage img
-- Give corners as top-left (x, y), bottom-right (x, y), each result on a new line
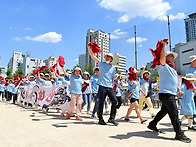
top-left (109, 130), bottom-right (174, 141)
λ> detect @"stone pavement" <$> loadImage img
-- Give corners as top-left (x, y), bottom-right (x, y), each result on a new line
top-left (0, 100), bottom-right (196, 147)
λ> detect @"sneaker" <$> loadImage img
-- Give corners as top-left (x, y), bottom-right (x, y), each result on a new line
top-left (91, 114), bottom-right (97, 118)
top-left (76, 116), bottom-right (83, 121)
top-left (188, 126), bottom-right (196, 131)
top-left (151, 115), bottom-right (155, 118)
top-left (193, 119), bottom-right (196, 125)
top-left (108, 119), bottom-right (119, 126)
top-left (61, 113), bottom-right (65, 117)
top-left (175, 133), bottom-right (191, 143)
top-left (98, 119), bottom-right (107, 125)
top-left (66, 112), bottom-right (70, 119)
top-left (125, 118), bottom-right (130, 121)
top-left (147, 124), bottom-right (161, 133)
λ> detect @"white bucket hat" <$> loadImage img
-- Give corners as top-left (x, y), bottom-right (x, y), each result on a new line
top-left (83, 71), bottom-right (90, 76)
top-left (40, 73), bottom-right (44, 76)
top-left (189, 55), bottom-right (196, 63)
top-left (45, 73), bottom-right (50, 77)
top-left (93, 66), bottom-right (99, 71)
top-left (166, 51), bottom-right (178, 59)
top-left (143, 71), bottom-right (151, 76)
top-left (114, 74), bottom-right (121, 80)
top-left (104, 53), bottom-right (113, 60)
top-left (60, 72), bottom-right (65, 76)
top-left (183, 74), bottom-right (196, 81)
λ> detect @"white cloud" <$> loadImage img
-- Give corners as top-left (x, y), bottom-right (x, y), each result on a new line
top-left (25, 32), bottom-right (62, 43)
top-left (139, 44), bottom-right (143, 47)
top-left (73, 59), bottom-right (79, 62)
top-left (126, 37), bottom-right (147, 43)
top-left (98, 0), bottom-right (171, 23)
top-left (110, 34), bottom-right (120, 39)
top-left (110, 29), bottom-right (127, 39)
top-left (25, 27), bottom-right (32, 31)
top-left (114, 29), bottom-right (127, 35)
top-left (158, 12), bottom-right (185, 21)
top-left (13, 37), bottom-right (22, 41)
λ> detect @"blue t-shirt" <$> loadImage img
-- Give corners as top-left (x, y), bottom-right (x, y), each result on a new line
top-left (28, 81), bottom-right (36, 85)
top-left (0, 84), bottom-right (5, 92)
top-left (12, 85), bottom-right (19, 94)
top-left (179, 83), bottom-right (196, 116)
top-left (186, 66), bottom-right (196, 87)
top-left (55, 77), bottom-right (63, 85)
top-left (7, 84), bottom-right (14, 92)
top-left (90, 75), bottom-right (99, 93)
top-left (82, 78), bottom-right (90, 94)
top-left (114, 81), bottom-right (121, 97)
top-left (157, 63), bottom-right (178, 95)
top-left (98, 61), bottom-right (116, 88)
top-left (23, 82), bottom-right (29, 86)
top-left (60, 77), bottom-right (68, 85)
top-left (140, 78), bottom-right (149, 88)
top-left (69, 74), bottom-right (83, 95)
top-left (128, 81), bottom-right (140, 99)
top-left (36, 77), bottom-right (43, 85)
top-left (42, 80), bottom-right (52, 86)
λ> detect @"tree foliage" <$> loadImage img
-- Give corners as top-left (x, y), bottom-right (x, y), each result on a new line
top-left (0, 67), bottom-right (2, 76)
top-left (115, 67), bottom-right (121, 74)
top-left (6, 68), bottom-right (13, 79)
top-left (83, 63), bottom-right (94, 76)
top-left (14, 67), bottom-right (24, 77)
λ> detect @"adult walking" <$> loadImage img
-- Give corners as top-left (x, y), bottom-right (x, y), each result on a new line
top-left (88, 45), bottom-right (118, 126)
top-left (148, 39), bottom-right (191, 143)
top-left (186, 55), bottom-right (196, 124)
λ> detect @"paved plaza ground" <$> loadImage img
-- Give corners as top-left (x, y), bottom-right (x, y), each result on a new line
top-left (0, 100), bottom-right (196, 147)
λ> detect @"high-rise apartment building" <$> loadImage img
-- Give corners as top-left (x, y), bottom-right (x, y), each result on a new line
top-left (112, 53), bottom-right (126, 76)
top-left (7, 51), bottom-right (23, 74)
top-left (185, 12), bottom-right (196, 42)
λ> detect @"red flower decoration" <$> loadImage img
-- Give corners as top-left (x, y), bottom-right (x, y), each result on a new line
top-left (88, 41), bottom-right (102, 53)
top-left (58, 56), bottom-right (65, 67)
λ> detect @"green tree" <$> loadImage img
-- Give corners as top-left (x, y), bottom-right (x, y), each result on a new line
top-left (6, 68), bottom-right (13, 79)
top-left (115, 67), bottom-right (121, 74)
top-left (83, 63), bottom-right (94, 76)
top-left (0, 67), bottom-right (2, 76)
top-left (15, 67), bottom-right (24, 77)
top-left (40, 68), bottom-right (51, 74)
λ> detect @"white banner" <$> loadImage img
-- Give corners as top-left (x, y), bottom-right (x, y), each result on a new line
top-left (18, 84), bottom-right (71, 107)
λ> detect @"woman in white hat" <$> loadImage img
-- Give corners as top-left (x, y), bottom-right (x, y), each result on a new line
top-left (179, 74), bottom-right (196, 131)
top-left (82, 71), bottom-right (92, 114)
top-left (139, 65), bottom-right (155, 118)
top-left (65, 67), bottom-right (84, 121)
top-left (186, 55), bottom-right (196, 124)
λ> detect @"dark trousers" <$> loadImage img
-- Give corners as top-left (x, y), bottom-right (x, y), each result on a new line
top-left (5, 90), bottom-right (8, 100)
top-left (149, 93), bottom-right (182, 135)
top-left (116, 96), bottom-right (123, 109)
top-left (0, 91), bottom-right (4, 98)
top-left (98, 85), bottom-right (117, 120)
top-left (194, 96), bottom-right (196, 118)
top-left (8, 92), bottom-right (12, 101)
top-left (12, 94), bottom-right (17, 104)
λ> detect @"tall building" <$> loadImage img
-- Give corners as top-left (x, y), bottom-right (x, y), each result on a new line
top-left (112, 53), bottom-right (126, 76)
top-left (22, 55), bottom-right (45, 76)
top-left (185, 12), bottom-right (196, 42)
top-left (85, 29), bottom-right (110, 67)
top-left (173, 40), bottom-right (196, 75)
top-left (44, 56), bottom-right (61, 71)
top-left (79, 54), bottom-right (86, 70)
top-left (7, 51), bottom-right (23, 74)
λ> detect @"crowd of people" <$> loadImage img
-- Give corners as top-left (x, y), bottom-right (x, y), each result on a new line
top-left (0, 39), bottom-right (196, 143)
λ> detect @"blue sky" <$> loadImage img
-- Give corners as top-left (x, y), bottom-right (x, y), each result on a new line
top-left (0, 0), bottom-right (196, 70)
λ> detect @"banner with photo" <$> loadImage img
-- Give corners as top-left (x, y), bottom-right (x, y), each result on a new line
top-left (18, 84), bottom-right (71, 107)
